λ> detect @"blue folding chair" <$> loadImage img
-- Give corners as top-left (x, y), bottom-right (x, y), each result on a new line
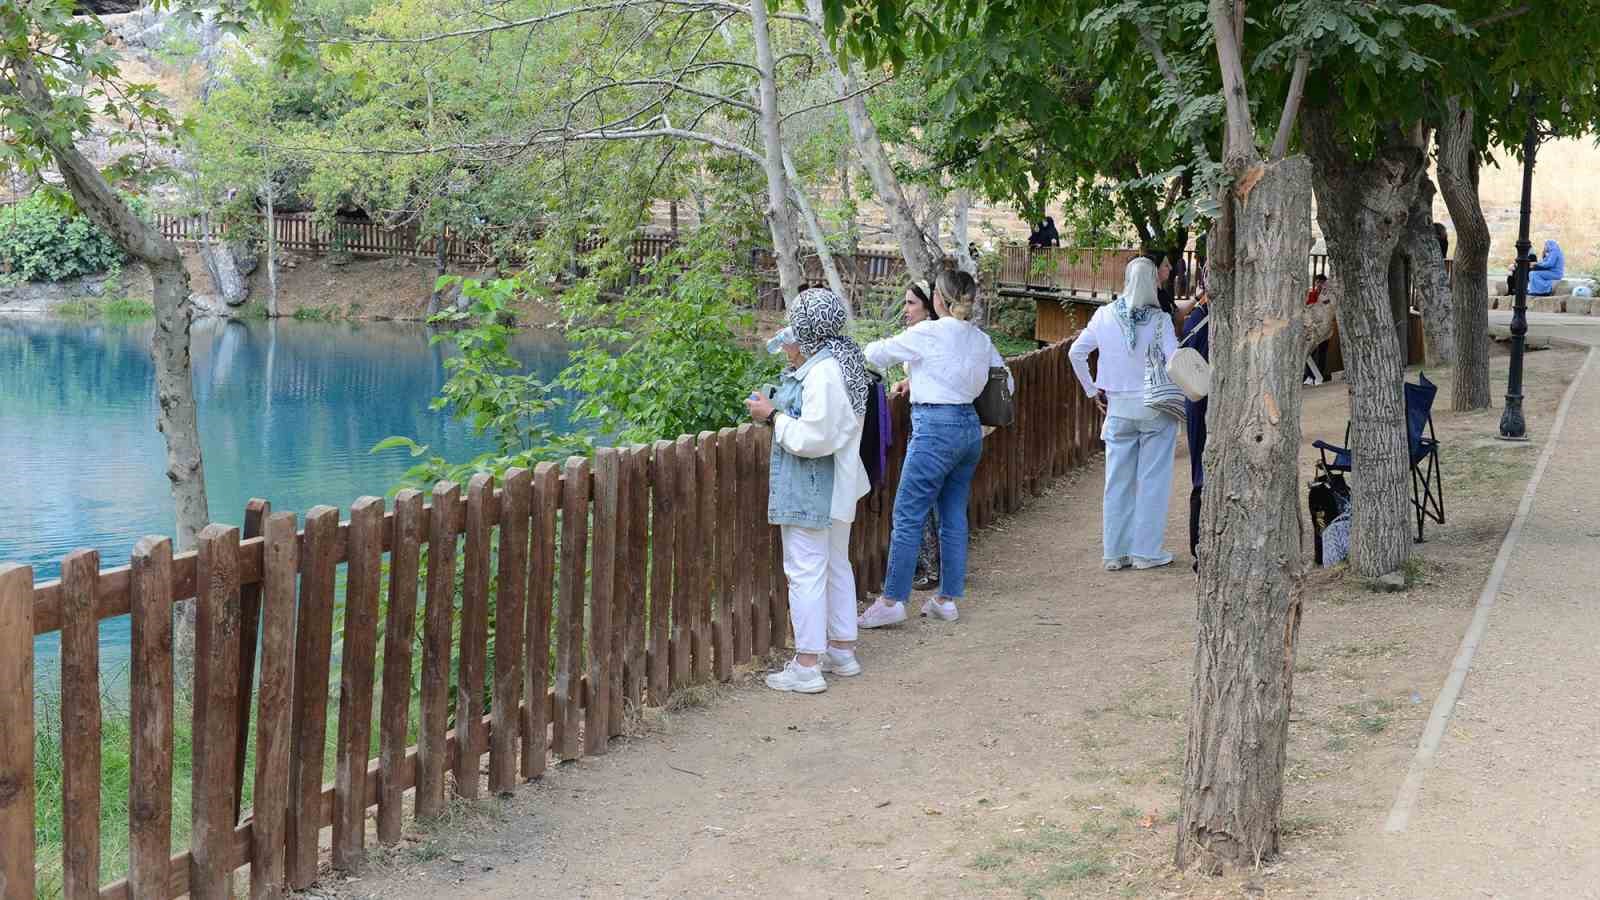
top-left (1313, 372), bottom-right (1444, 542)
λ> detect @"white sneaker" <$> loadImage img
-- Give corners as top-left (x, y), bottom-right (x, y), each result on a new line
top-left (765, 660), bottom-right (827, 693)
top-left (820, 649), bottom-right (862, 677)
top-left (858, 598), bottom-right (908, 629)
top-left (1132, 553), bottom-right (1174, 570)
top-left (1104, 557), bottom-right (1131, 571)
top-left (921, 597), bottom-right (959, 622)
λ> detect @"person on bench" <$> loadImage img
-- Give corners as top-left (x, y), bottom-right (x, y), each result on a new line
top-left (1507, 238), bottom-right (1564, 296)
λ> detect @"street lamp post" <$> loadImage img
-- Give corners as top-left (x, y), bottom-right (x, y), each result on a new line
top-left (1498, 95), bottom-right (1540, 441)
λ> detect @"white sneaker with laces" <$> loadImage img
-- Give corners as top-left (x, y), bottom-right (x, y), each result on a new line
top-left (1104, 557), bottom-right (1131, 571)
top-left (858, 598), bottom-right (908, 629)
top-left (765, 660), bottom-right (827, 693)
top-left (820, 649), bottom-right (862, 677)
top-left (1133, 553), bottom-right (1175, 570)
top-left (921, 597), bottom-right (959, 622)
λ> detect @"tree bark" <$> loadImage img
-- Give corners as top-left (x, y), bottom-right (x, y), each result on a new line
top-left (427, 224), bottom-right (448, 318)
top-left (1178, 154), bottom-right (1311, 875)
top-left (782, 150), bottom-right (848, 301)
top-left (749, 0), bottom-right (803, 304)
top-left (805, 0), bottom-right (938, 283)
top-left (1436, 98), bottom-right (1492, 410)
top-left (1406, 174), bottom-right (1453, 365)
top-left (1388, 245), bottom-right (1410, 357)
top-left (1303, 105), bottom-right (1422, 579)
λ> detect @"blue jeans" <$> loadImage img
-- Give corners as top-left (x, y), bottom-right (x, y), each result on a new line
top-left (1101, 414), bottom-right (1178, 562)
top-left (882, 404), bottom-right (984, 602)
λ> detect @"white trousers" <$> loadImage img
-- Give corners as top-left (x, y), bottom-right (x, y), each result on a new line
top-left (781, 519), bottom-right (858, 654)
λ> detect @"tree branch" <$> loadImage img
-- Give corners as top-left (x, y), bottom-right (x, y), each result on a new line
top-left (320, 0), bottom-right (813, 47)
top-left (779, 74), bottom-right (893, 124)
top-left (1136, 22), bottom-right (1183, 92)
top-left (1270, 49), bottom-right (1310, 160)
top-left (1469, 4), bottom-right (1533, 30)
top-left (1209, 0), bottom-right (1256, 165)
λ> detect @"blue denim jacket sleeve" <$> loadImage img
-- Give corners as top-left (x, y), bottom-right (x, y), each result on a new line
top-left (767, 352), bottom-right (836, 529)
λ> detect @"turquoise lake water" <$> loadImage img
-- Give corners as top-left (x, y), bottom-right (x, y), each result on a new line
top-left (0, 315), bottom-right (572, 679)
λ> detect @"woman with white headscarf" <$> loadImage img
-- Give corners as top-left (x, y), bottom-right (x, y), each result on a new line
top-left (1069, 256), bottom-right (1181, 570)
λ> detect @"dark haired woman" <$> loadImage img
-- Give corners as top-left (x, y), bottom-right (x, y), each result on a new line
top-left (898, 280), bottom-right (944, 591)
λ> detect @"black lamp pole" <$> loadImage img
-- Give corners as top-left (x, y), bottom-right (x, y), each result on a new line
top-left (1499, 94), bottom-right (1540, 441)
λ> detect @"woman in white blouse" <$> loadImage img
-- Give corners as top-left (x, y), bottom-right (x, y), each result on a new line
top-left (857, 270), bottom-right (1009, 628)
top-left (1068, 256), bottom-right (1180, 570)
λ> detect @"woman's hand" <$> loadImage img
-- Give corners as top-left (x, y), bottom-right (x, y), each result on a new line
top-left (1094, 389), bottom-right (1108, 414)
top-left (746, 391), bottom-right (776, 424)
top-left (890, 379), bottom-right (910, 398)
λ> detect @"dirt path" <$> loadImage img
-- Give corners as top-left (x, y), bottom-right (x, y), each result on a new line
top-left (322, 347), bottom-right (1586, 900)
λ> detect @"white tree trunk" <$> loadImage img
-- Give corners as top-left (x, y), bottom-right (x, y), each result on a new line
top-left (952, 189), bottom-right (975, 273)
top-left (749, 0), bottom-right (803, 304)
top-left (783, 150), bottom-right (848, 301)
top-left (264, 181), bottom-right (279, 318)
top-left (805, 0), bottom-right (938, 283)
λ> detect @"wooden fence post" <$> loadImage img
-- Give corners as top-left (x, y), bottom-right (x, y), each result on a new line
top-left (233, 499), bottom-right (269, 830)
top-left (378, 492), bottom-right (423, 843)
top-left (287, 506), bottom-right (339, 888)
top-left (491, 469), bottom-right (531, 791)
top-left (648, 441), bottom-right (676, 703)
top-left (0, 564), bottom-right (35, 898)
top-left (624, 447), bottom-right (650, 713)
top-left (716, 429), bottom-right (739, 676)
top-left (522, 464), bottom-right (559, 780)
top-left (671, 436), bottom-right (695, 688)
top-left (694, 433), bottom-right (717, 683)
top-left (61, 549), bottom-right (102, 899)
top-left (587, 449), bottom-right (619, 755)
top-left (555, 458), bottom-right (590, 761)
top-left (418, 483), bottom-right (459, 818)
top-left (333, 497), bottom-right (384, 871)
top-left (128, 539), bottom-right (174, 897)
top-left (191, 524), bottom-right (243, 900)
top-left (457, 475), bottom-right (495, 797)
top-left (251, 513), bottom-right (298, 898)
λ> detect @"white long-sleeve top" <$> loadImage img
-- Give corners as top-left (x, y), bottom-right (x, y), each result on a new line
top-left (772, 355), bottom-right (871, 523)
top-left (863, 318), bottom-right (1011, 404)
top-left (1068, 303), bottom-right (1178, 419)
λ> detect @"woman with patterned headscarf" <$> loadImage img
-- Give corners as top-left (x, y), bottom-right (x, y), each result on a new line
top-left (745, 288), bottom-right (872, 693)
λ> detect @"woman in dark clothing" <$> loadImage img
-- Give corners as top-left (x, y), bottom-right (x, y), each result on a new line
top-left (1182, 298), bottom-right (1210, 572)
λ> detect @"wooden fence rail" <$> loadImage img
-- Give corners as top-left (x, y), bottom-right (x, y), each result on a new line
top-left (0, 339), bottom-right (1101, 898)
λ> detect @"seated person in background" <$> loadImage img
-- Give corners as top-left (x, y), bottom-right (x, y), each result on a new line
top-left (1525, 239), bottom-right (1565, 296)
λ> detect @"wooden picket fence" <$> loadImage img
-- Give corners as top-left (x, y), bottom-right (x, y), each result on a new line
top-left (0, 339), bottom-right (1101, 899)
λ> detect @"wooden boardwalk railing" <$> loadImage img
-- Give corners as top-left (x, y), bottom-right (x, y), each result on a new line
top-left (0, 339), bottom-right (1100, 898)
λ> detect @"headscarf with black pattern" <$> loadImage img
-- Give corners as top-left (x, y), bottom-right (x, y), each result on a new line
top-left (788, 287), bottom-right (869, 416)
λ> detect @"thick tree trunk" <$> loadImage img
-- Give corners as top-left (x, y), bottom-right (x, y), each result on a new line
top-left (1437, 99), bottom-right (1492, 410)
top-left (264, 182), bottom-right (279, 318)
top-left (749, 0), bottom-right (803, 304)
top-left (782, 150), bottom-right (848, 301)
top-left (1178, 154), bottom-right (1311, 874)
top-left (1388, 246), bottom-right (1410, 357)
top-left (805, 0), bottom-right (938, 283)
top-left (1406, 175), bottom-right (1453, 365)
top-left (1304, 106), bottom-right (1422, 579)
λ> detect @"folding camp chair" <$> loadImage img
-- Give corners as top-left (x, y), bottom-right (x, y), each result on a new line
top-left (1312, 372), bottom-right (1445, 542)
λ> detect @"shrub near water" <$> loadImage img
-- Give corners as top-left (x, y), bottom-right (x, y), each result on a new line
top-left (0, 194), bottom-right (132, 282)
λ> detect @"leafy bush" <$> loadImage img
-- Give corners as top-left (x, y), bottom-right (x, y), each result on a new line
top-left (557, 227), bottom-right (780, 445)
top-left (0, 194), bottom-right (135, 282)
